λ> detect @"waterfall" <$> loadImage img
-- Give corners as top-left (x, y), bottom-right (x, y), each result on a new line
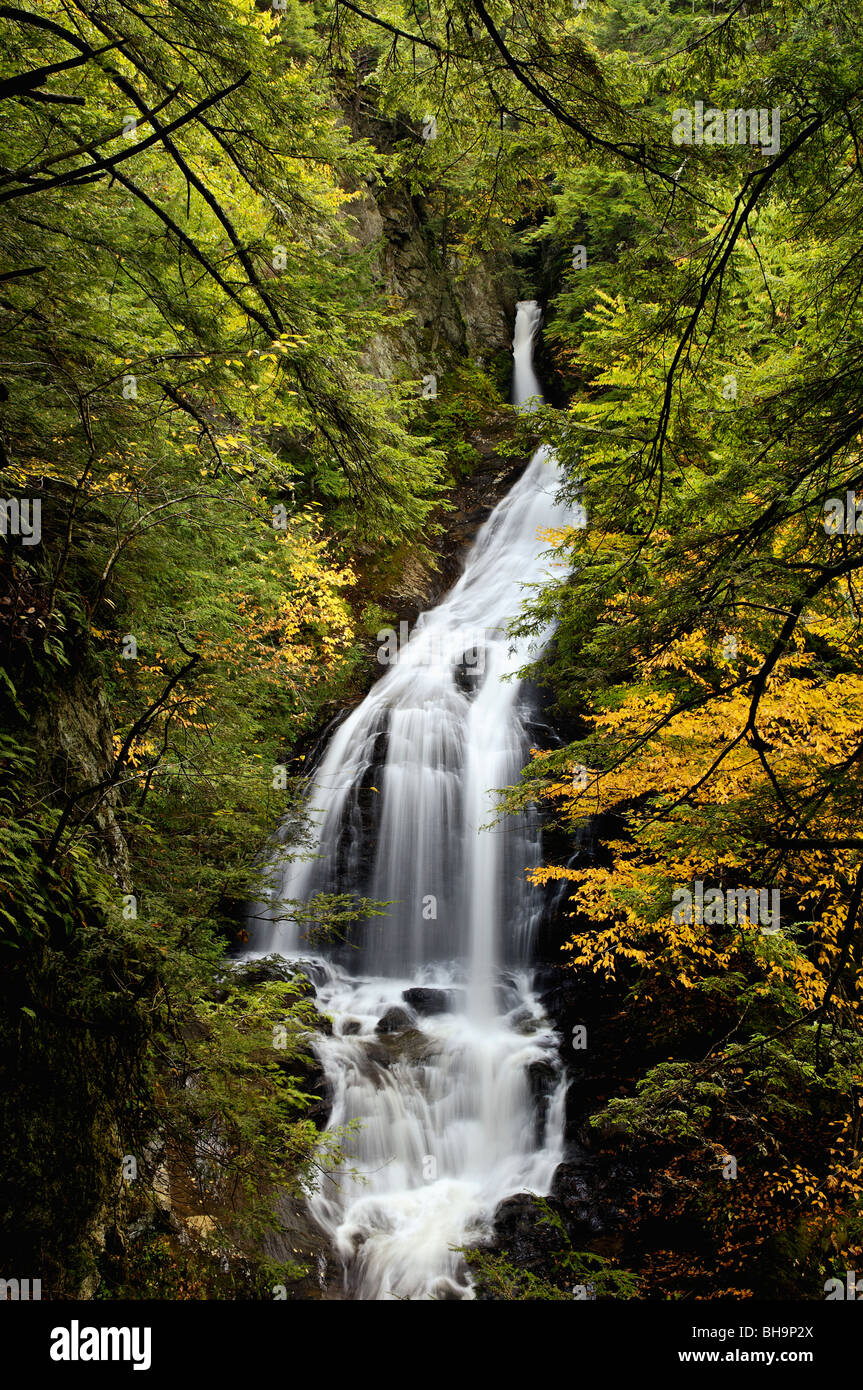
top-left (249, 301), bottom-right (583, 1300)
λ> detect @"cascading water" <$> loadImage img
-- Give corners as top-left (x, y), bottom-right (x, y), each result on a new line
top-left (249, 301), bottom-right (583, 1299)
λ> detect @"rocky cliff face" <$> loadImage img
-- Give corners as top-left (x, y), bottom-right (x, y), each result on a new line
top-left (326, 137), bottom-right (533, 680)
top-left (31, 663), bottom-right (132, 892)
top-left (348, 179), bottom-right (517, 380)
top-left (338, 90), bottom-right (519, 381)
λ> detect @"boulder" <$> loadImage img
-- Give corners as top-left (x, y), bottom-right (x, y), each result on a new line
top-left (550, 1161), bottom-right (602, 1233)
top-left (401, 987), bottom-right (456, 1015)
top-left (527, 1059), bottom-right (558, 1104)
top-left (372, 1028), bottom-right (435, 1065)
top-left (508, 1005), bottom-right (539, 1034)
top-left (489, 1193), bottom-right (563, 1269)
top-left (375, 1005), bottom-right (415, 1034)
top-left (311, 1006), bottom-right (333, 1037)
top-left (292, 959), bottom-right (331, 992)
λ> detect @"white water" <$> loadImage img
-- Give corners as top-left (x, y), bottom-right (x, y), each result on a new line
top-left (249, 301), bottom-right (583, 1299)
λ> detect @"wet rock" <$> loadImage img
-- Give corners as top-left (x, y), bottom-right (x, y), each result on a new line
top-left (266, 1195), bottom-right (339, 1300)
top-left (494, 980), bottom-right (522, 1012)
top-left (453, 654), bottom-right (484, 696)
top-left (551, 1160), bottom-right (592, 1206)
top-left (375, 1005), bottom-right (415, 1034)
top-left (509, 1006), bottom-right (539, 1034)
top-left (488, 1193), bottom-right (563, 1269)
top-left (402, 987), bottom-right (456, 1015)
top-left (528, 1059), bottom-right (558, 1102)
top-left (550, 1161), bottom-right (604, 1234)
top-left (527, 1059), bottom-right (559, 1144)
top-left (471, 1181), bottom-right (614, 1296)
top-left (372, 1028), bottom-right (435, 1065)
top-left (311, 1007), bottom-right (333, 1037)
top-left (538, 974), bottom-right (585, 1031)
top-left (341, 1018), bottom-right (362, 1036)
top-left (292, 959), bottom-right (331, 992)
